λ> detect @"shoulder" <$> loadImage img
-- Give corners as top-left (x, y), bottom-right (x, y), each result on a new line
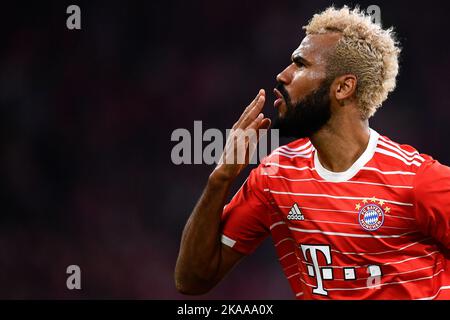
top-left (258, 138), bottom-right (314, 176)
top-left (261, 138), bottom-right (314, 164)
top-left (414, 159), bottom-right (450, 188)
top-left (375, 132), bottom-right (450, 189)
top-left (260, 138), bottom-right (314, 167)
top-left (374, 132), bottom-right (433, 174)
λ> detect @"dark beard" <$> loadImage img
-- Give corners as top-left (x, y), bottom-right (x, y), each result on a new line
top-left (272, 79), bottom-right (332, 138)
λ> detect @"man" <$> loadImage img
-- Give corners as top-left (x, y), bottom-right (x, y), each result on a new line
top-left (174, 6), bottom-right (450, 299)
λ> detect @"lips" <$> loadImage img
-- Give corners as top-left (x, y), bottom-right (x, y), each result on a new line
top-left (273, 88), bottom-right (284, 109)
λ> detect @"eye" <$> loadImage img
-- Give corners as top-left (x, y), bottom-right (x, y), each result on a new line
top-left (291, 57), bottom-right (305, 68)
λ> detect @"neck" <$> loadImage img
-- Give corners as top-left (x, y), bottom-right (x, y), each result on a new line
top-left (310, 117), bottom-right (370, 172)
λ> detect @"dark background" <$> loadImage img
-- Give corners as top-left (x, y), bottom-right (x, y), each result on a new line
top-left (0, 0), bottom-right (449, 298)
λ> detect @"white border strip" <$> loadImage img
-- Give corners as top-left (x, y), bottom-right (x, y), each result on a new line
top-left (221, 234), bottom-right (236, 247)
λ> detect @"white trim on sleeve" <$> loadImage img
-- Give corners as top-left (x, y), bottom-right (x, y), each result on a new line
top-left (221, 234), bottom-right (236, 248)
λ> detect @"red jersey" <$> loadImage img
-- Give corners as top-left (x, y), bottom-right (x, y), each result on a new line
top-left (220, 129), bottom-right (450, 299)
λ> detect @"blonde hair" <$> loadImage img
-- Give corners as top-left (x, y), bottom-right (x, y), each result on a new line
top-left (304, 6), bottom-right (401, 119)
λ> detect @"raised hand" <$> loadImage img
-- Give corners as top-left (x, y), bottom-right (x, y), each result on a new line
top-left (213, 89), bottom-right (271, 181)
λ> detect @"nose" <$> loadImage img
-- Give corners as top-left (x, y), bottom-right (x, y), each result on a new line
top-left (276, 64), bottom-right (294, 85)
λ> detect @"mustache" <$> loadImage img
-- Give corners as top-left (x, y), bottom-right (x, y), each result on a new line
top-left (275, 82), bottom-right (291, 106)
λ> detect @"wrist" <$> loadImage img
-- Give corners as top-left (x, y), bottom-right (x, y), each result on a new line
top-left (209, 168), bottom-right (236, 186)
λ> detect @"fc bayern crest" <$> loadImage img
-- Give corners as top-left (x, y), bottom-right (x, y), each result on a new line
top-left (355, 197), bottom-right (389, 231)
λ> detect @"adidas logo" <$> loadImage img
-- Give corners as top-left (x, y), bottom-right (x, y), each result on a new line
top-left (287, 203), bottom-right (305, 221)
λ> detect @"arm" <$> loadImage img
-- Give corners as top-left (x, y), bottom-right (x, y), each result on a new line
top-left (174, 89), bottom-right (271, 295)
top-left (174, 174), bottom-right (243, 295)
top-left (413, 159), bottom-right (450, 248)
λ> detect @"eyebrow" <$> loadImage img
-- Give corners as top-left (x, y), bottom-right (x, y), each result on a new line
top-left (291, 54), bottom-right (310, 66)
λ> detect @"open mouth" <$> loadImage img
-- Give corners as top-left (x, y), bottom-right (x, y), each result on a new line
top-left (273, 88), bottom-right (285, 109)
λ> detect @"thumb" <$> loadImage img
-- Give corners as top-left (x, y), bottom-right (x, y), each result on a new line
top-left (256, 118), bottom-right (271, 141)
top-left (258, 118), bottom-right (271, 131)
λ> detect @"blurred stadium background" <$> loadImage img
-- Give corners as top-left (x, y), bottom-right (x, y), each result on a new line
top-left (0, 0), bottom-right (449, 298)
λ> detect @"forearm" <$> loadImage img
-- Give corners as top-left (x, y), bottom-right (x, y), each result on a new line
top-left (175, 170), bottom-right (234, 292)
top-left (175, 89), bottom-right (269, 294)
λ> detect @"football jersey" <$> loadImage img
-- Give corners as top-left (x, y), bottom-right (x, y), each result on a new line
top-left (220, 128), bottom-right (450, 299)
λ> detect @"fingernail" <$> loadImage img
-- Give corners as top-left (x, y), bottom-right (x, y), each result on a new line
top-left (258, 113), bottom-right (264, 119)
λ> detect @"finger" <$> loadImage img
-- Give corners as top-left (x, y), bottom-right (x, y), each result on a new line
top-left (254, 118), bottom-right (270, 141)
top-left (247, 112), bottom-right (265, 131)
top-left (234, 89), bottom-right (264, 128)
top-left (234, 89), bottom-right (265, 128)
top-left (240, 94), bottom-right (266, 128)
top-left (258, 118), bottom-right (271, 131)
top-left (238, 89), bottom-right (263, 119)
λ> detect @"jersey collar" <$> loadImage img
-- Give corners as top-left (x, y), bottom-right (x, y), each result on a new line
top-left (313, 128), bottom-right (380, 182)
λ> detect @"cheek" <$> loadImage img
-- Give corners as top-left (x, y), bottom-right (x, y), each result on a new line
top-left (292, 68), bottom-right (325, 84)
top-left (307, 70), bottom-right (327, 82)
top-left (290, 70), bottom-right (326, 99)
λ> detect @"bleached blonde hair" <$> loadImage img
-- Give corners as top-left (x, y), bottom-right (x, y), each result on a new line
top-left (304, 6), bottom-right (401, 119)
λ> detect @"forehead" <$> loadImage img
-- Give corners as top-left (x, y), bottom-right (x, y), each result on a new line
top-left (292, 33), bottom-right (341, 64)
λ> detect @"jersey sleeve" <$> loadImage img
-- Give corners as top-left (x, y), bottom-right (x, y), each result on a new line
top-left (220, 164), bottom-right (272, 255)
top-left (413, 159), bottom-right (450, 248)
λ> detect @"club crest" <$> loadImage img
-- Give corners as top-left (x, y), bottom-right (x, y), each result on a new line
top-left (355, 197), bottom-right (390, 231)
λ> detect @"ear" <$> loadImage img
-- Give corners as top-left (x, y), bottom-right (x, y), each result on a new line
top-left (334, 74), bottom-right (357, 104)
